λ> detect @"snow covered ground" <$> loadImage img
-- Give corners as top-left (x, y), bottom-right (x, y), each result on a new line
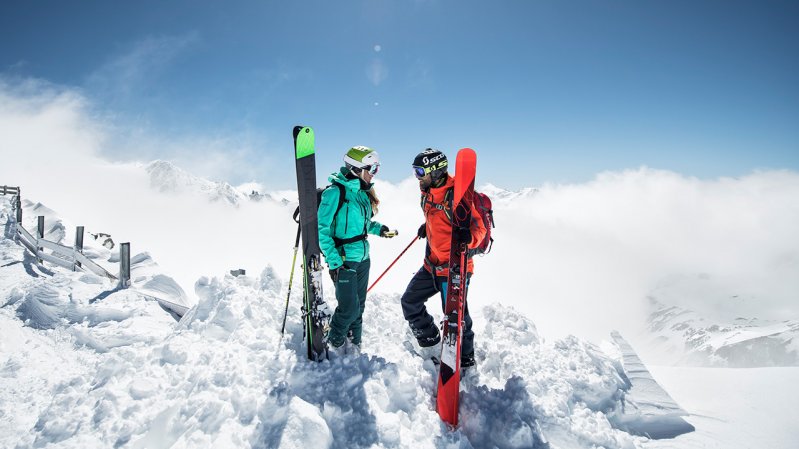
top-left (645, 366), bottom-right (799, 449)
top-left (2, 158), bottom-right (798, 448)
top-left (2, 194), bottom-right (694, 449)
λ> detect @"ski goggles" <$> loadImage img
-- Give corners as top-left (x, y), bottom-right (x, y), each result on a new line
top-left (357, 163), bottom-right (379, 176)
top-left (413, 166), bottom-right (428, 178)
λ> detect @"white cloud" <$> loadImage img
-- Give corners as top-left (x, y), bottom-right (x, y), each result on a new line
top-left (475, 168), bottom-right (799, 340)
top-left (0, 80), bottom-right (287, 293)
top-left (2, 80), bottom-right (797, 345)
top-left (85, 33), bottom-right (199, 101)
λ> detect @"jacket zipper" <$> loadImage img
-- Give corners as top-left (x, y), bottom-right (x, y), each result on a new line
top-left (344, 203), bottom-right (349, 234)
top-left (361, 194), bottom-right (368, 257)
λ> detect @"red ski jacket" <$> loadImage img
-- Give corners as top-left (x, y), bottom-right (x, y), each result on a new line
top-left (420, 175), bottom-right (487, 277)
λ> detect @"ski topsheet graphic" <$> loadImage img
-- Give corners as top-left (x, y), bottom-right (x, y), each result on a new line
top-left (293, 125), bottom-right (330, 361)
top-left (436, 148), bottom-right (477, 426)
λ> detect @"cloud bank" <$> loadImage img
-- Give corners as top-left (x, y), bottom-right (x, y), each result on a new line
top-left (2, 80), bottom-right (797, 344)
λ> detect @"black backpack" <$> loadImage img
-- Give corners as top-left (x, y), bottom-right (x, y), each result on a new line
top-left (292, 183), bottom-right (347, 224)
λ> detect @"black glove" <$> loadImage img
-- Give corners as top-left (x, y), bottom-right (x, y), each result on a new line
top-left (417, 224), bottom-right (427, 239)
top-left (329, 267), bottom-right (340, 282)
top-left (379, 225), bottom-right (398, 238)
top-left (454, 226), bottom-right (471, 245)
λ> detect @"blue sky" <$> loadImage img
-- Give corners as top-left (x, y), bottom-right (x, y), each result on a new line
top-left (2, 0), bottom-right (797, 190)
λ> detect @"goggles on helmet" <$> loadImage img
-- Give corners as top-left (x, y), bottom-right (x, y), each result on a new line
top-left (413, 166), bottom-right (427, 178)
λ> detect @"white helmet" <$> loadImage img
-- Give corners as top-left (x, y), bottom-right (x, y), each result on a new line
top-left (344, 146), bottom-right (380, 175)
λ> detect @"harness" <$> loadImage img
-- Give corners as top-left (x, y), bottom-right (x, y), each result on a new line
top-left (420, 187), bottom-right (454, 222)
top-left (420, 188), bottom-right (456, 274)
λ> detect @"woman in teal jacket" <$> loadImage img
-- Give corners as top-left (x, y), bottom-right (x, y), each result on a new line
top-left (318, 146), bottom-right (396, 355)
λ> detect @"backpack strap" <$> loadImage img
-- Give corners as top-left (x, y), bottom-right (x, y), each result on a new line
top-left (420, 187), bottom-right (454, 222)
top-left (291, 183), bottom-right (347, 224)
top-left (333, 234), bottom-right (368, 247)
top-left (330, 182), bottom-right (347, 215)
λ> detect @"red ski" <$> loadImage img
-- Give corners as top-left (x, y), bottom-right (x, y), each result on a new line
top-left (436, 148), bottom-right (477, 427)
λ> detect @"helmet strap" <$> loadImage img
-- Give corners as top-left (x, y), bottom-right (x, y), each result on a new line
top-left (431, 170), bottom-right (447, 187)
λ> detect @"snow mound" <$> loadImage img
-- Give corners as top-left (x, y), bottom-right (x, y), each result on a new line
top-left (609, 332), bottom-right (695, 439)
top-left (1, 195), bottom-right (691, 448)
top-left (4, 270), bottom-right (656, 449)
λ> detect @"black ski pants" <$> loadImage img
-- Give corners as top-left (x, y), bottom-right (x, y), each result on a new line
top-left (400, 266), bottom-right (474, 356)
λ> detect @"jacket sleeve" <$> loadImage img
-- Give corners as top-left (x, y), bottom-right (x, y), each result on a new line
top-left (318, 187), bottom-right (344, 270)
top-left (367, 220), bottom-right (385, 236)
top-left (467, 202), bottom-right (487, 250)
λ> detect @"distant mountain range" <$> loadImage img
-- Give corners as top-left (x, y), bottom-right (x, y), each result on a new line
top-left (478, 183), bottom-right (539, 202)
top-left (645, 296), bottom-right (799, 367)
top-left (144, 160), bottom-right (538, 207)
top-left (144, 160), bottom-right (288, 205)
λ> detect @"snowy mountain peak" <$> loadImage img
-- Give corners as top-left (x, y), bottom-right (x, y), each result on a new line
top-left (479, 183), bottom-right (539, 202)
top-left (144, 160), bottom-right (286, 205)
top-left (145, 160), bottom-right (247, 205)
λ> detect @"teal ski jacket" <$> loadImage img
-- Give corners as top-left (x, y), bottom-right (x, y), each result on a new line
top-left (318, 167), bottom-right (385, 271)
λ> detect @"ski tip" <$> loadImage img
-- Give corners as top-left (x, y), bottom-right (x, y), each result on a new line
top-left (457, 147), bottom-right (476, 160)
top-left (293, 125), bottom-right (308, 139)
top-left (293, 126), bottom-right (315, 158)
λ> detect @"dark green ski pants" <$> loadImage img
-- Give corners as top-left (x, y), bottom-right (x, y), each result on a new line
top-left (328, 258), bottom-right (370, 347)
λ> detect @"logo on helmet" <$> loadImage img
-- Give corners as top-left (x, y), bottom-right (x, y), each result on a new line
top-left (422, 153), bottom-right (445, 167)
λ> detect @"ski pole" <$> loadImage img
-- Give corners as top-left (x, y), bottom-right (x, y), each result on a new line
top-left (281, 221), bottom-right (302, 335)
top-left (367, 235), bottom-right (419, 293)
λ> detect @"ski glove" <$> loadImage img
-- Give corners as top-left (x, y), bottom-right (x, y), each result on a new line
top-left (380, 225), bottom-right (398, 238)
top-left (417, 224), bottom-right (426, 239)
top-left (454, 226), bottom-right (472, 245)
top-left (329, 267), bottom-right (340, 282)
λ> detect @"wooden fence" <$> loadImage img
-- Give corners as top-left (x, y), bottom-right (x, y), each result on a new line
top-left (2, 185), bottom-right (130, 287)
top-left (2, 185), bottom-right (194, 317)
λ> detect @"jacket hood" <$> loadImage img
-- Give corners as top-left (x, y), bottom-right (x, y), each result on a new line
top-left (329, 167), bottom-right (373, 191)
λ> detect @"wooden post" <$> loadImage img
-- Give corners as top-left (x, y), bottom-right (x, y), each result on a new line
top-left (15, 190), bottom-right (22, 223)
top-left (2, 185), bottom-right (6, 195)
top-left (37, 215), bottom-right (44, 264)
top-left (120, 242), bottom-right (131, 288)
top-left (74, 226), bottom-right (84, 270)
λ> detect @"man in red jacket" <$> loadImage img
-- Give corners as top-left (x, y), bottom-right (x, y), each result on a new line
top-left (400, 149), bottom-right (487, 368)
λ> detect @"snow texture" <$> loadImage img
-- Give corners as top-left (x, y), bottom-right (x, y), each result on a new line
top-left (3, 171), bottom-right (796, 448)
top-left (0, 195), bottom-right (674, 449)
top-left (608, 332), bottom-right (694, 439)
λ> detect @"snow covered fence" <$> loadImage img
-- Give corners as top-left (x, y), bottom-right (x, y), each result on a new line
top-left (15, 215), bottom-right (120, 281)
top-left (1, 185), bottom-right (19, 196)
top-left (2, 185), bottom-right (130, 285)
top-left (0, 185), bottom-right (21, 223)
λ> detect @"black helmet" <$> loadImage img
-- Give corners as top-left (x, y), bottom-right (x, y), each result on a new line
top-left (412, 148), bottom-right (448, 181)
